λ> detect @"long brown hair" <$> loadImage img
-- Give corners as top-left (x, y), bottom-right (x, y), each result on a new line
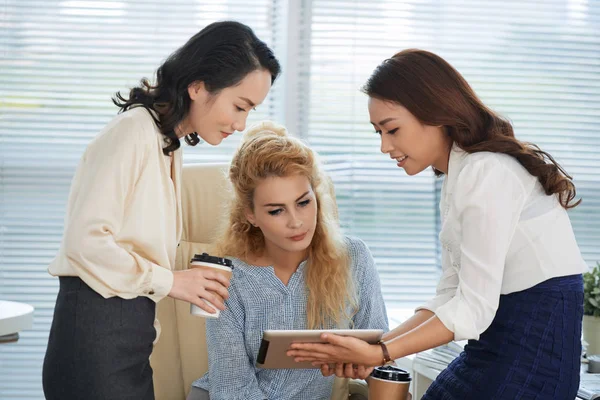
top-left (363, 49), bottom-right (580, 209)
top-left (215, 121), bottom-right (357, 329)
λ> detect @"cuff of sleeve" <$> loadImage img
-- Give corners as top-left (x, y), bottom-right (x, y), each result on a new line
top-left (415, 304), bottom-right (435, 314)
top-left (435, 296), bottom-right (480, 341)
top-left (415, 292), bottom-right (454, 314)
top-left (415, 305), bottom-right (435, 314)
top-left (148, 266), bottom-right (174, 301)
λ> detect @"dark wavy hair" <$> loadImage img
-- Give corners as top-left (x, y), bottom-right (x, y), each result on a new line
top-left (113, 21), bottom-right (281, 155)
top-left (363, 49), bottom-right (580, 209)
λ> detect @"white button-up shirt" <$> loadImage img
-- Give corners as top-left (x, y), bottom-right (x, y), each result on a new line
top-left (418, 144), bottom-right (588, 341)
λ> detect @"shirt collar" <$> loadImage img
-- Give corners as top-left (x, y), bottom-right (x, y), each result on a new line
top-left (444, 142), bottom-right (468, 195)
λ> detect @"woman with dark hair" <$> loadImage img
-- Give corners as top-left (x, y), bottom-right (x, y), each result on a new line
top-left (288, 49), bottom-right (587, 399)
top-left (42, 20), bottom-right (280, 400)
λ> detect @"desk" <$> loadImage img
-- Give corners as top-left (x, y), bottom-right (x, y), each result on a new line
top-left (0, 300), bottom-right (34, 343)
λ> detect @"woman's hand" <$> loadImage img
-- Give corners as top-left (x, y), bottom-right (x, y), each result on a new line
top-left (318, 363), bottom-right (374, 379)
top-left (168, 268), bottom-right (231, 313)
top-left (286, 333), bottom-right (382, 368)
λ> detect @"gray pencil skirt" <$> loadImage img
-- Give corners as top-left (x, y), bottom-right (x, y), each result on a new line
top-left (43, 277), bottom-right (157, 400)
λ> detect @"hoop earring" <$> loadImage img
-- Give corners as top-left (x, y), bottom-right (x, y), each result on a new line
top-left (185, 132), bottom-right (204, 146)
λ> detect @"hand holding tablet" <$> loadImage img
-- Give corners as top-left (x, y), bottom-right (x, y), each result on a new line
top-left (257, 329), bottom-right (383, 369)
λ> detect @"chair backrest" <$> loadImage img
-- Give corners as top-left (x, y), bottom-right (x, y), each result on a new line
top-left (152, 163), bottom-right (232, 400)
top-left (151, 163), bottom-right (348, 400)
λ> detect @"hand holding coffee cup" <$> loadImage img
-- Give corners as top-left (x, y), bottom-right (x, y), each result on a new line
top-left (168, 253), bottom-right (232, 317)
top-left (188, 253), bottom-right (233, 318)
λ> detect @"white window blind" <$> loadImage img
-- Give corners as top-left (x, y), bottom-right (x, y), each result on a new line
top-left (0, 1), bottom-right (280, 398)
top-left (303, 0), bottom-right (600, 316)
top-left (1, 1), bottom-right (600, 399)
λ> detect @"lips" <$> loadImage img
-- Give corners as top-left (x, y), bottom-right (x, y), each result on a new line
top-left (289, 232), bottom-right (308, 241)
top-left (393, 155), bottom-right (408, 168)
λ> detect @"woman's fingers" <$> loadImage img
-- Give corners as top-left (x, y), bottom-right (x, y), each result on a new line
top-left (334, 363), bottom-right (345, 378)
top-left (201, 269), bottom-right (231, 288)
top-left (201, 279), bottom-right (229, 301)
top-left (292, 350), bottom-right (332, 363)
top-left (357, 365), bottom-right (374, 380)
top-left (195, 270), bottom-right (230, 299)
top-left (345, 363), bottom-right (357, 378)
top-left (320, 364), bottom-right (334, 376)
top-left (191, 297), bottom-right (216, 313)
top-left (196, 288), bottom-right (225, 310)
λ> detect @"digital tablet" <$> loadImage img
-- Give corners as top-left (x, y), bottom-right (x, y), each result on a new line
top-left (256, 329), bottom-right (383, 369)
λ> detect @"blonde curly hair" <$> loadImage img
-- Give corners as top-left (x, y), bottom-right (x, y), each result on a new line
top-left (215, 121), bottom-right (357, 329)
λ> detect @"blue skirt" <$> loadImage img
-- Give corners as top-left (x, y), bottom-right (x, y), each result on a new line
top-left (422, 274), bottom-right (583, 400)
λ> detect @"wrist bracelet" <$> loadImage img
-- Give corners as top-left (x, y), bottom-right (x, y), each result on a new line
top-left (378, 340), bottom-right (392, 365)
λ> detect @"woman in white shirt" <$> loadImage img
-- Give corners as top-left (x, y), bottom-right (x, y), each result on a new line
top-left (42, 21), bottom-right (280, 400)
top-left (288, 49), bottom-right (588, 399)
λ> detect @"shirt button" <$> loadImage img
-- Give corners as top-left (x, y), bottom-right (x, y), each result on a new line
top-left (148, 290), bottom-right (155, 295)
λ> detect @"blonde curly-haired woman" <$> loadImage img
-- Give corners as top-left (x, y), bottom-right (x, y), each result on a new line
top-left (189, 121), bottom-right (389, 400)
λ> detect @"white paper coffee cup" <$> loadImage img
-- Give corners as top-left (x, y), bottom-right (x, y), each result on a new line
top-left (189, 254), bottom-right (233, 318)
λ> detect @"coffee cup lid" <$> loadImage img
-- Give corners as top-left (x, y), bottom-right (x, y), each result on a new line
top-left (191, 253), bottom-right (233, 268)
top-left (370, 365), bottom-right (411, 382)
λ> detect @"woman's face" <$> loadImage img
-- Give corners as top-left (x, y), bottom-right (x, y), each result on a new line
top-left (368, 97), bottom-right (451, 175)
top-left (182, 69), bottom-right (272, 145)
top-left (246, 175), bottom-right (318, 255)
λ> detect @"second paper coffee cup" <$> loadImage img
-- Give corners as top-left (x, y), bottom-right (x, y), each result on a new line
top-left (368, 365), bottom-right (412, 400)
